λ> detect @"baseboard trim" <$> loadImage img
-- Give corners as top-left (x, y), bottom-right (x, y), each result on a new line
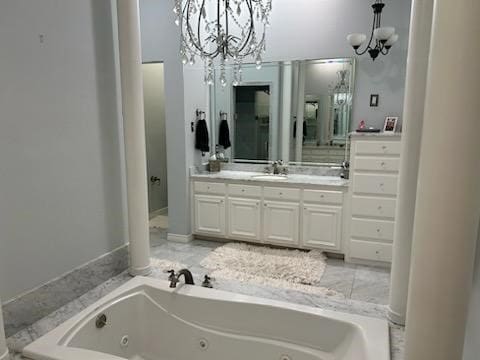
top-left (167, 233), bottom-right (193, 243)
top-left (3, 244), bottom-right (129, 337)
top-left (387, 306), bottom-right (406, 326)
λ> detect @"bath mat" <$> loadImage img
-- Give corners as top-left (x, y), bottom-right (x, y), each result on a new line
top-left (150, 258), bottom-right (187, 272)
top-left (200, 243), bottom-right (339, 297)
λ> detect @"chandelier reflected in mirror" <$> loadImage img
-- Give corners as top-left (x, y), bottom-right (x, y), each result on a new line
top-left (174, 0), bottom-right (273, 86)
top-left (330, 70), bottom-right (350, 106)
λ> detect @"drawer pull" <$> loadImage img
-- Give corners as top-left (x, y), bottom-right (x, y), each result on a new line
top-left (320, 194), bottom-right (325, 198)
top-left (381, 161), bottom-right (386, 167)
top-left (279, 192), bottom-right (283, 195)
top-left (382, 145), bottom-right (387, 150)
top-left (376, 228), bottom-right (381, 233)
top-left (241, 189), bottom-right (245, 192)
top-left (378, 206), bottom-right (383, 210)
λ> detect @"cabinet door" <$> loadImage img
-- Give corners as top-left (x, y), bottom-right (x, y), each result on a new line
top-left (228, 198), bottom-right (261, 241)
top-left (194, 194), bottom-right (225, 236)
top-left (303, 204), bottom-right (342, 250)
top-left (263, 201), bottom-right (299, 246)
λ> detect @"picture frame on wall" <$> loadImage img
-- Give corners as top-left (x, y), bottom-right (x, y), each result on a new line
top-left (383, 116), bottom-right (398, 133)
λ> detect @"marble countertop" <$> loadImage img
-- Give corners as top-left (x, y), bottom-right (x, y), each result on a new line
top-left (349, 131), bottom-right (401, 137)
top-left (191, 170), bottom-right (349, 188)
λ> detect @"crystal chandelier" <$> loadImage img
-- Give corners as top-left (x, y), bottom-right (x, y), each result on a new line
top-left (331, 70), bottom-right (350, 106)
top-left (173, 0), bottom-right (272, 86)
top-left (346, 0), bottom-right (398, 61)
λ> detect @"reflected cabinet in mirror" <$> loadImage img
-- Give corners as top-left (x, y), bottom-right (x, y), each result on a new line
top-left (210, 58), bottom-right (355, 166)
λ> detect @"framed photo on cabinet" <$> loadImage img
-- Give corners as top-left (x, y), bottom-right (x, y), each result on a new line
top-left (383, 116), bottom-right (398, 133)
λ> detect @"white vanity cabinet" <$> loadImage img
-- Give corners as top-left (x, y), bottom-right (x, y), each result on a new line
top-left (228, 197), bottom-right (261, 241)
top-left (194, 194), bottom-right (226, 236)
top-left (346, 134), bottom-right (401, 265)
top-left (263, 200), bottom-right (300, 246)
top-left (191, 179), bottom-right (347, 253)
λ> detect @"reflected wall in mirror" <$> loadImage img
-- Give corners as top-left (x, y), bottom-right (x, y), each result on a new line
top-left (210, 58), bottom-right (355, 166)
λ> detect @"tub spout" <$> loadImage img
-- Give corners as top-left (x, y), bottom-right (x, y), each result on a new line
top-left (170, 269), bottom-right (195, 288)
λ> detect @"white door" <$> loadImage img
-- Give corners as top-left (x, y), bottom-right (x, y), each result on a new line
top-left (194, 194), bottom-right (226, 236)
top-left (302, 204), bottom-right (342, 250)
top-left (263, 201), bottom-right (299, 246)
top-left (228, 198), bottom-right (261, 241)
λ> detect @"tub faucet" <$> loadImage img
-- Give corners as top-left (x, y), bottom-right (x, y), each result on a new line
top-left (169, 269), bottom-right (195, 288)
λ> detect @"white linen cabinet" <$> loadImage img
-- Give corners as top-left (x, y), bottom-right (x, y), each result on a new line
top-left (346, 134), bottom-right (401, 265)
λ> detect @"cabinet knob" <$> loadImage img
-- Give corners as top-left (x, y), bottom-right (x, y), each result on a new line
top-left (376, 228), bottom-right (381, 233)
top-left (320, 194), bottom-right (325, 198)
top-left (279, 192), bottom-right (283, 195)
top-left (381, 161), bottom-right (386, 167)
top-left (378, 205), bottom-right (383, 210)
top-left (241, 189), bottom-right (245, 192)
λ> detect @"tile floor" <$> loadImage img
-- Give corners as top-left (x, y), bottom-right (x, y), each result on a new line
top-left (7, 228), bottom-right (402, 359)
top-left (149, 228), bottom-right (392, 305)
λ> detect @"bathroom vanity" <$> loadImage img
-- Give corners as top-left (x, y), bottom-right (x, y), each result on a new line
top-left (190, 171), bottom-right (349, 252)
top-left (191, 134), bottom-right (401, 266)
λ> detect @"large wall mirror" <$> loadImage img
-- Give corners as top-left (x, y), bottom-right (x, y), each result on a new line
top-left (210, 57), bottom-right (356, 166)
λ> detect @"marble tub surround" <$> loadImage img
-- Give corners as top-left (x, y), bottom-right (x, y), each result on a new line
top-left (191, 169), bottom-right (349, 187)
top-left (2, 245), bottom-right (128, 338)
top-left (6, 230), bottom-right (402, 359)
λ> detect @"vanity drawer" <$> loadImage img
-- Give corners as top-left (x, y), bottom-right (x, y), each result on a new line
top-left (349, 239), bottom-right (392, 262)
top-left (351, 218), bottom-right (395, 241)
top-left (304, 189), bottom-right (343, 205)
top-left (353, 174), bottom-right (398, 195)
top-left (229, 184), bottom-right (261, 198)
top-left (355, 157), bottom-right (400, 172)
top-left (194, 181), bottom-right (226, 195)
top-left (355, 140), bottom-right (401, 156)
top-left (264, 187), bottom-right (300, 201)
top-left (351, 196), bottom-right (397, 218)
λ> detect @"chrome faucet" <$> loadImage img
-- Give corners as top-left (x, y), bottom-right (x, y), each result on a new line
top-left (167, 269), bottom-right (195, 288)
top-left (265, 160), bottom-right (288, 175)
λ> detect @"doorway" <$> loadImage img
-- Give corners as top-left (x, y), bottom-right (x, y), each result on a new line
top-left (142, 62), bottom-right (168, 230)
top-left (233, 85), bottom-right (271, 161)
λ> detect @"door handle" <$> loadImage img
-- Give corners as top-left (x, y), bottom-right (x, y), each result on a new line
top-left (150, 176), bottom-right (161, 185)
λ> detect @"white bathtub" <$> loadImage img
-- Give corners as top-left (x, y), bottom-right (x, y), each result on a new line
top-left (24, 277), bottom-right (390, 360)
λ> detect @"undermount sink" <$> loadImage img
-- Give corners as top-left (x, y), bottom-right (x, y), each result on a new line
top-left (251, 174), bottom-right (288, 181)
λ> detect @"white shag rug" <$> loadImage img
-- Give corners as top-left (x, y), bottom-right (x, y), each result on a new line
top-left (200, 243), bottom-right (338, 296)
top-left (150, 258), bottom-right (187, 272)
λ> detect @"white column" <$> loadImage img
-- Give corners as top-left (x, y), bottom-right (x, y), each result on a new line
top-left (0, 302), bottom-right (8, 360)
top-left (387, 0), bottom-right (434, 325)
top-left (404, 0), bottom-right (480, 358)
top-left (295, 61), bottom-right (306, 163)
top-left (117, 0), bottom-right (151, 276)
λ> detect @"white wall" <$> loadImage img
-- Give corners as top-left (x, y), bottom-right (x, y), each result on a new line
top-left (143, 63), bottom-right (168, 213)
top-left (139, 0), bottom-right (194, 236)
top-left (0, 0), bottom-right (127, 300)
top-left (264, 0), bottom-right (411, 130)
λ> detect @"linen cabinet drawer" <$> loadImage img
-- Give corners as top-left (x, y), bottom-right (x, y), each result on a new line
top-left (349, 240), bottom-right (392, 262)
top-left (355, 140), bottom-right (401, 155)
top-left (303, 189), bottom-right (343, 205)
top-left (229, 184), bottom-right (261, 198)
top-left (351, 218), bottom-right (395, 241)
top-left (194, 181), bottom-right (226, 195)
top-left (353, 174), bottom-right (398, 195)
top-left (355, 157), bottom-right (400, 172)
top-left (264, 187), bottom-right (300, 201)
top-left (351, 196), bottom-right (397, 218)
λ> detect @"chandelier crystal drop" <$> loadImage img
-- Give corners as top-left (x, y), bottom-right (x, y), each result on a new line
top-left (174, 0), bottom-right (272, 86)
top-left (346, 0), bottom-right (398, 61)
